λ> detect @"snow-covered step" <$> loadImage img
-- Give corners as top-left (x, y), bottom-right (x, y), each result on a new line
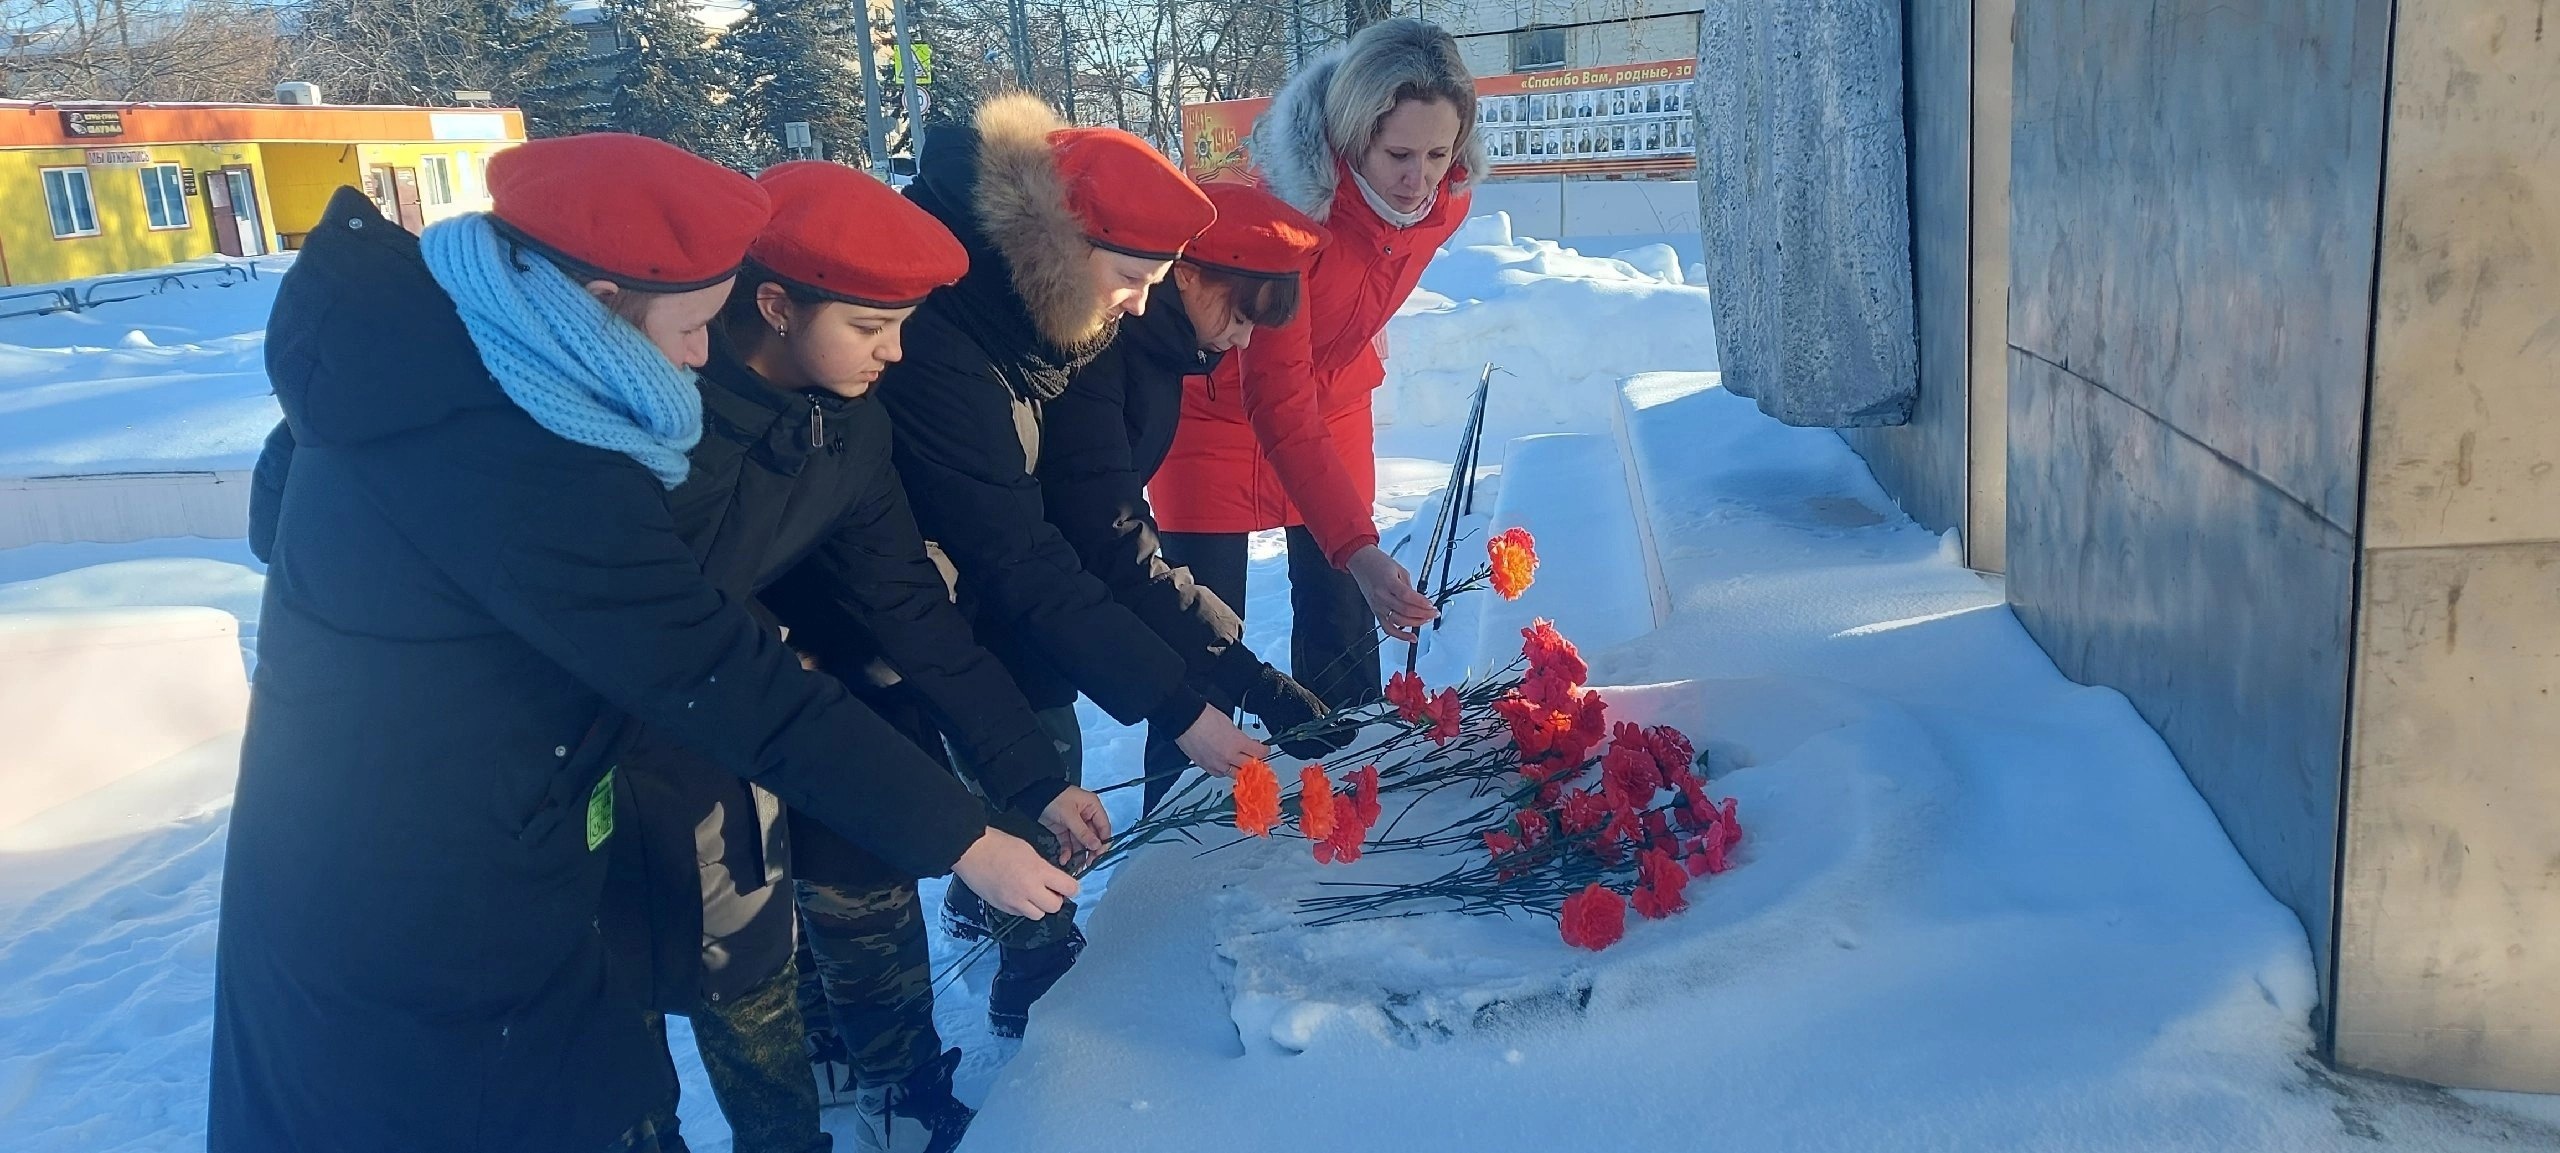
top-left (0, 469), bottom-right (256, 549)
top-left (0, 607), bottom-right (247, 832)
top-left (1472, 431), bottom-right (1660, 662)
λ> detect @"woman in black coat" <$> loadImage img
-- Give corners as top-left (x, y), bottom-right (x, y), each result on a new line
top-left (214, 136), bottom-right (1074, 1153)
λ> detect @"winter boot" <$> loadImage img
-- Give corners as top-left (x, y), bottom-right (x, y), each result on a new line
top-left (938, 881), bottom-right (992, 944)
top-left (808, 1027), bottom-right (860, 1109)
top-left (987, 925), bottom-right (1086, 1039)
top-left (848, 1047), bottom-right (973, 1153)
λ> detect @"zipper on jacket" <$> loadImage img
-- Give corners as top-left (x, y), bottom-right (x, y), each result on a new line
top-left (808, 395), bottom-right (826, 450)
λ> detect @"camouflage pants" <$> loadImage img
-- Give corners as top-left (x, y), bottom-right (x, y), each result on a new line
top-left (640, 957), bottom-right (828, 1153)
top-left (792, 707), bottom-right (1085, 1085)
top-left (792, 879), bottom-right (938, 1085)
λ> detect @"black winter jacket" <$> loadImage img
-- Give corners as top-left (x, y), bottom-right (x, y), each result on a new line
top-left (865, 94), bottom-right (1207, 734)
top-left (213, 189), bottom-right (983, 1152)
top-left (619, 342), bottom-right (1067, 946)
top-left (1032, 278), bottom-right (1268, 708)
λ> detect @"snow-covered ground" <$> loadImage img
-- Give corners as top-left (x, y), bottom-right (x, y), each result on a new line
top-left (5, 226), bottom-right (2557, 1152)
top-left (0, 258), bottom-right (290, 478)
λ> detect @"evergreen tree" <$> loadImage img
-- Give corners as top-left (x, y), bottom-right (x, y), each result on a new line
top-left (729, 0), bottom-right (869, 166)
top-left (467, 0), bottom-right (601, 137)
top-left (291, 0), bottom-right (597, 136)
top-left (597, 0), bottom-right (760, 168)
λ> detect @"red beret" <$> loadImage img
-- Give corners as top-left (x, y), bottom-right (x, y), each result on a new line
top-left (1046, 127), bottom-right (1213, 261)
top-left (485, 133), bottom-right (770, 292)
top-left (1186, 182), bottom-right (1330, 279)
top-left (749, 161), bottom-right (967, 309)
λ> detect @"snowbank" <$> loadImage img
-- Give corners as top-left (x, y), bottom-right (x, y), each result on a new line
top-left (1377, 212), bottom-right (1717, 437)
top-left (0, 607), bottom-right (247, 831)
top-left (0, 260), bottom-right (286, 479)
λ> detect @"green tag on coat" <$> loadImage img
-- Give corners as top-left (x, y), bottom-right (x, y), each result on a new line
top-left (586, 768), bottom-right (617, 851)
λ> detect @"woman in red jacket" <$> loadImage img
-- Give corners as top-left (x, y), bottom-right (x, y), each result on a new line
top-left (1153, 17), bottom-right (1484, 708)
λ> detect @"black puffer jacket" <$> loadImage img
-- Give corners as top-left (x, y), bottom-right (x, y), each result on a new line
top-left (863, 92), bottom-right (1205, 733)
top-left (1032, 277), bottom-right (1268, 708)
top-left (214, 189), bottom-right (984, 1152)
top-left (610, 338), bottom-right (1069, 1009)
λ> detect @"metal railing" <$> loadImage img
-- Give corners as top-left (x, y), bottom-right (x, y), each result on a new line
top-left (0, 259), bottom-right (264, 322)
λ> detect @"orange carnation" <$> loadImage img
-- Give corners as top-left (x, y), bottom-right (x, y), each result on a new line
top-left (1488, 527), bottom-right (1538, 600)
top-left (1298, 764), bottom-right (1337, 839)
top-left (1233, 758), bottom-right (1280, 836)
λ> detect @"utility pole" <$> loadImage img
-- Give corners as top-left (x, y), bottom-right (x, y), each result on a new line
top-left (851, 0), bottom-right (890, 176)
top-left (891, 0), bottom-right (926, 147)
top-left (1057, 9), bottom-right (1076, 124)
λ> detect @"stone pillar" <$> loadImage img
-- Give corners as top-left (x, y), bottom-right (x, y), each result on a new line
top-left (1693, 0), bottom-right (1919, 428)
top-left (2332, 0), bottom-right (2560, 1093)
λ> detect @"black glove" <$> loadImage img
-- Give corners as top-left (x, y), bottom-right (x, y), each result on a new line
top-left (1241, 664), bottom-right (1354, 759)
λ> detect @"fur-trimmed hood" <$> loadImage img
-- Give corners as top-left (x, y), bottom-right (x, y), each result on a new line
top-left (1249, 19), bottom-right (1485, 222)
top-left (907, 93), bottom-right (1111, 356)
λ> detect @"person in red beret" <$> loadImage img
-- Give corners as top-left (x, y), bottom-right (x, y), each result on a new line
top-left (603, 159), bottom-right (1113, 1153)
top-left (215, 134), bottom-right (1073, 1153)
top-left (1021, 180), bottom-right (1356, 820)
top-left (844, 93), bottom-right (1278, 1051)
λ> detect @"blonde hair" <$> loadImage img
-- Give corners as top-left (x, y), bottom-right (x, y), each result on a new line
top-left (1320, 19), bottom-right (1478, 166)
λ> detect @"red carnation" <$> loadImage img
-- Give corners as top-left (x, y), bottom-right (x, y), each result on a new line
top-left (1718, 798), bottom-right (1744, 850)
top-left (1313, 789), bottom-right (1370, 864)
top-left (1561, 691), bottom-right (1610, 764)
top-left (1633, 849), bottom-right (1690, 920)
top-left (1521, 619), bottom-right (1589, 689)
top-left (1385, 670), bottom-right (1430, 724)
top-left (1488, 527), bottom-right (1538, 601)
top-left (1701, 831), bottom-right (1732, 875)
top-left (1559, 788), bottom-right (1610, 836)
top-left (1520, 670), bottom-right (1577, 710)
top-left (1426, 687), bottom-right (1463, 745)
top-left (1514, 807), bottom-right (1553, 851)
top-left (1641, 808), bottom-right (1672, 849)
top-left (1350, 764), bottom-right (1381, 826)
top-left (1601, 726), bottom-right (1662, 809)
top-left (1558, 884), bottom-right (1627, 951)
top-left (1494, 693), bottom-right (1551, 758)
top-left (1483, 830), bottom-right (1519, 857)
top-left (1647, 725), bottom-right (1697, 781)
top-left (1676, 779), bottom-right (1716, 834)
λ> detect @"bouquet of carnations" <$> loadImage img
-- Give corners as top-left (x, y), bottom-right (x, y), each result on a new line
top-left (1098, 526), bottom-right (1746, 952)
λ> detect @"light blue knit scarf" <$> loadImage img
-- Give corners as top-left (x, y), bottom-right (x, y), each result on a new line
top-left (419, 213), bottom-right (701, 489)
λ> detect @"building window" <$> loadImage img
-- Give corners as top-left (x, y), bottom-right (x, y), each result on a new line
top-left (139, 163), bottom-right (191, 230)
top-left (422, 155), bottom-right (456, 206)
top-left (454, 152), bottom-right (482, 200)
top-left (43, 167), bottom-right (100, 238)
top-left (1511, 26), bottom-right (1565, 72)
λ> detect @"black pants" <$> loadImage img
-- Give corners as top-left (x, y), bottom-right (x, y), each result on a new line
top-left (1149, 526), bottom-right (1381, 812)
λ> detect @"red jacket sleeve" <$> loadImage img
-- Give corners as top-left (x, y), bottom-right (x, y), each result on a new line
top-left (1233, 272), bottom-right (1381, 569)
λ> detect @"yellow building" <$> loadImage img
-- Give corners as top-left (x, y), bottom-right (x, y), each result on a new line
top-left (2, 100), bottom-right (526, 286)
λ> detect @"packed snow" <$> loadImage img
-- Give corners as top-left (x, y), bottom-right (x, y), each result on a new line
top-left (3, 221), bottom-right (2554, 1152)
top-left (0, 258), bottom-right (289, 478)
